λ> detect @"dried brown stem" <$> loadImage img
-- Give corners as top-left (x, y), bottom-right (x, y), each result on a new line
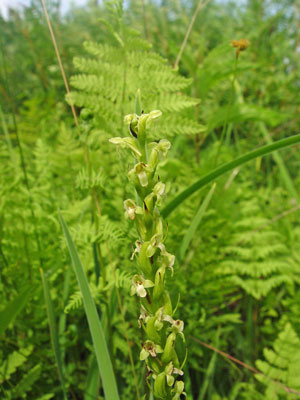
top-left (174, 0), bottom-right (210, 70)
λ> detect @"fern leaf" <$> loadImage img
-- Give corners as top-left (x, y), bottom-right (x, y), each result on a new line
top-left (256, 323), bottom-right (300, 398)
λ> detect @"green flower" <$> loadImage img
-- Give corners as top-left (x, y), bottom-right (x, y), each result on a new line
top-left (153, 307), bottom-right (167, 331)
top-left (128, 162), bottom-right (151, 187)
top-left (152, 362), bottom-right (184, 397)
top-left (158, 243), bottom-right (175, 275)
top-left (140, 340), bottom-right (163, 360)
top-left (109, 136), bottom-right (141, 157)
top-left (130, 240), bottom-right (142, 261)
top-left (153, 307), bottom-right (180, 331)
top-left (124, 199), bottom-right (143, 220)
top-left (130, 274), bottom-right (155, 298)
top-left (124, 110), bottom-right (162, 138)
top-left (161, 313), bottom-right (185, 338)
top-left (144, 182), bottom-right (166, 211)
top-left (171, 381), bottom-right (186, 399)
top-left (124, 113), bottom-right (138, 126)
top-left (165, 362), bottom-right (184, 387)
top-left (145, 234), bottom-right (163, 257)
top-left (171, 319), bottom-right (184, 337)
top-left (138, 110), bottom-right (162, 132)
top-left (138, 305), bottom-right (150, 328)
top-left (149, 139), bottom-right (171, 168)
top-left (124, 113), bottom-right (139, 137)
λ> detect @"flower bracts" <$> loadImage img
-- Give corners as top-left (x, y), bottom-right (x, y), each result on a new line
top-left (110, 110), bottom-right (186, 399)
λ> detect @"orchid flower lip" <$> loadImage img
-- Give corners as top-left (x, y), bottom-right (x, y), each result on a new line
top-left (131, 274), bottom-right (155, 298)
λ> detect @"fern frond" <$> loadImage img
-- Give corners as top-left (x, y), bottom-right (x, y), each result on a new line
top-left (151, 94), bottom-right (199, 113)
top-left (231, 275), bottom-right (292, 299)
top-left (12, 364), bottom-right (42, 398)
top-left (64, 291), bottom-right (82, 313)
top-left (70, 24), bottom-right (201, 139)
top-left (83, 41), bottom-right (120, 60)
top-left (76, 167), bottom-right (106, 190)
top-left (218, 196), bottom-right (292, 299)
top-left (0, 347), bottom-right (33, 384)
top-left (114, 269), bottom-right (131, 289)
top-left (256, 323), bottom-right (300, 398)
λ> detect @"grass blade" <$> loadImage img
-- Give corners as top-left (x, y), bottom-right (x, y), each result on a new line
top-left (58, 265), bottom-right (72, 364)
top-left (162, 133), bottom-right (300, 218)
top-left (0, 287), bottom-right (31, 337)
top-left (84, 355), bottom-right (100, 400)
top-left (40, 269), bottom-right (68, 400)
top-left (197, 327), bottom-right (221, 400)
top-left (179, 182), bottom-right (216, 260)
top-left (59, 213), bottom-right (120, 400)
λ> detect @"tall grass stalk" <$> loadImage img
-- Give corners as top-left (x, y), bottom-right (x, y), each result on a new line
top-left (59, 213), bottom-right (120, 400)
top-left (174, 0), bottom-right (211, 69)
top-left (40, 269), bottom-right (68, 400)
top-left (214, 53), bottom-right (239, 166)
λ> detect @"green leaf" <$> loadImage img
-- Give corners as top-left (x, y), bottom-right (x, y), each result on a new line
top-left (0, 346), bottom-right (33, 383)
top-left (13, 364), bottom-right (42, 398)
top-left (197, 327), bottom-right (221, 400)
top-left (84, 355), bottom-right (100, 400)
top-left (40, 269), bottom-right (68, 400)
top-left (0, 287), bottom-right (31, 337)
top-left (162, 133), bottom-right (300, 218)
top-left (59, 213), bottom-right (120, 400)
top-left (135, 88), bottom-right (142, 115)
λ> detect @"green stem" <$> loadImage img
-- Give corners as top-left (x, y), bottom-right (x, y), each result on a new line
top-left (214, 55), bottom-right (238, 166)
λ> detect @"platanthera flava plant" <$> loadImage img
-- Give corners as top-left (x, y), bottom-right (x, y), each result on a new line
top-left (109, 105), bottom-right (186, 400)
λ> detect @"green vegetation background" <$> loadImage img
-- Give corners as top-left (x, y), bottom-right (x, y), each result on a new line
top-left (1, 0), bottom-right (300, 399)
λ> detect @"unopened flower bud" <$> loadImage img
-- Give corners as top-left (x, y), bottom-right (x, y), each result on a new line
top-left (145, 316), bottom-right (163, 344)
top-left (162, 332), bottom-right (178, 365)
top-left (153, 372), bottom-right (167, 398)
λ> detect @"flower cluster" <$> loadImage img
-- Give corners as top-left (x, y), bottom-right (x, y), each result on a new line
top-left (110, 109), bottom-right (186, 399)
top-left (230, 38), bottom-right (250, 58)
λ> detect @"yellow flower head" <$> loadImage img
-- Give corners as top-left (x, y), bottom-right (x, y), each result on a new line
top-left (230, 39), bottom-right (250, 57)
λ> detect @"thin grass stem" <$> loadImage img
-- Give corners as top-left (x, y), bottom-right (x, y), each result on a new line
top-left (174, 0), bottom-right (211, 70)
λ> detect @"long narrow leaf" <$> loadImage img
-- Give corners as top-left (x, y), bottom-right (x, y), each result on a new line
top-left (84, 355), bottom-right (100, 400)
top-left (162, 133), bottom-right (300, 218)
top-left (59, 214), bottom-right (120, 400)
top-left (197, 327), bottom-right (221, 400)
top-left (179, 183), bottom-right (216, 260)
top-left (40, 269), bottom-right (68, 400)
top-left (0, 287), bottom-right (31, 337)
top-left (58, 265), bottom-right (72, 364)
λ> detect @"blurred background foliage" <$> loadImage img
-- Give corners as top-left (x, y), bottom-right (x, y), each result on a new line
top-left (1, 0), bottom-right (300, 399)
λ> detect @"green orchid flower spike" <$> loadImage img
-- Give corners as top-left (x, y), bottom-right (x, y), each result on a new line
top-left (110, 104), bottom-right (187, 399)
